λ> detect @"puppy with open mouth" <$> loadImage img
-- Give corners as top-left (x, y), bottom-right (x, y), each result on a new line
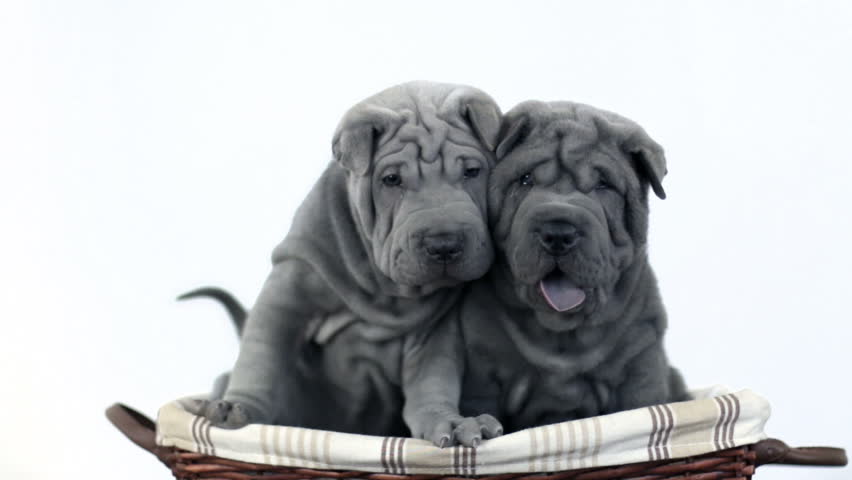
top-left (421, 100), bottom-right (689, 434)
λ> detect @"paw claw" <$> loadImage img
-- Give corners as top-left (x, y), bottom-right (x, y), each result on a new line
top-left (475, 414), bottom-right (504, 439)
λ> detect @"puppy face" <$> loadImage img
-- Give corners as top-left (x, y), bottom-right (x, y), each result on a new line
top-left (489, 101), bottom-right (666, 330)
top-left (334, 82), bottom-right (501, 293)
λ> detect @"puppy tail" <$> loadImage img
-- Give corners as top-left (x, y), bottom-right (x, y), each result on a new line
top-left (178, 287), bottom-right (247, 337)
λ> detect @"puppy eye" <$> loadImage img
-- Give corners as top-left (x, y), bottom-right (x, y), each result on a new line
top-left (595, 179), bottom-right (613, 191)
top-left (381, 174), bottom-right (402, 187)
top-left (519, 172), bottom-right (534, 186)
top-left (463, 167), bottom-right (481, 179)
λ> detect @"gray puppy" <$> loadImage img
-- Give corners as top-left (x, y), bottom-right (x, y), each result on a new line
top-left (193, 82), bottom-right (502, 444)
top-left (417, 101), bottom-right (688, 434)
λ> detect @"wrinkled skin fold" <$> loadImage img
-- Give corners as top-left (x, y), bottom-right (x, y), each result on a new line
top-left (190, 82), bottom-right (503, 444)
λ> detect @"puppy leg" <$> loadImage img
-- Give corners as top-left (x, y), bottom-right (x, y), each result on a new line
top-left (208, 260), bottom-right (336, 428)
top-left (616, 342), bottom-right (680, 410)
top-left (209, 372), bottom-right (230, 400)
top-left (402, 314), bottom-right (503, 447)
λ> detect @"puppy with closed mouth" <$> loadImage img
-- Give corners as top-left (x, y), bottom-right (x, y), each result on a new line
top-left (190, 82), bottom-right (502, 445)
top-left (418, 100), bottom-right (688, 434)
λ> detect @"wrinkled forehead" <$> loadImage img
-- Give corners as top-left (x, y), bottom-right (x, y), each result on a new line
top-left (559, 132), bottom-right (629, 177)
top-left (374, 108), bottom-right (487, 164)
top-left (547, 116), bottom-right (623, 162)
top-left (499, 121), bottom-right (631, 181)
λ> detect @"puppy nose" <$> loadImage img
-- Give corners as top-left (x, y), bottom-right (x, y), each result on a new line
top-left (537, 221), bottom-right (581, 256)
top-left (423, 233), bottom-right (464, 264)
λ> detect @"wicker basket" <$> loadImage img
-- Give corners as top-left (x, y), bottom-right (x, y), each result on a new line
top-left (107, 403), bottom-right (846, 480)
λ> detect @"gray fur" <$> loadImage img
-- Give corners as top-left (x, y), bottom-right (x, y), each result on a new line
top-left (417, 101), bottom-right (688, 434)
top-left (190, 82), bottom-right (503, 444)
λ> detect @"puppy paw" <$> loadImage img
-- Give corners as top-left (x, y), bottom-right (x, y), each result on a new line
top-left (451, 414), bottom-right (503, 447)
top-left (413, 412), bottom-right (503, 448)
top-left (190, 399), bottom-right (255, 429)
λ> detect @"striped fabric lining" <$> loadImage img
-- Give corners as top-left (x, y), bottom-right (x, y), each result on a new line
top-left (713, 394), bottom-right (741, 450)
top-left (647, 403), bottom-right (674, 461)
top-left (527, 416), bottom-right (603, 471)
top-left (380, 437), bottom-right (408, 474)
top-left (254, 422), bottom-right (333, 468)
top-left (190, 415), bottom-right (215, 456)
top-left (453, 444), bottom-right (477, 476)
top-left (157, 387), bottom-right (769, 475)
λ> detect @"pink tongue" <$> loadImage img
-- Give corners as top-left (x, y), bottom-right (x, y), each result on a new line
top-left (539, 272), bottom-right (586, 312)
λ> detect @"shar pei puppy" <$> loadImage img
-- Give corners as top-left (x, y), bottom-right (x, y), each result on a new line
top-left (416, 101), bottom-right (688, 435)
top-left (191, 81), bottom-right (503, 442)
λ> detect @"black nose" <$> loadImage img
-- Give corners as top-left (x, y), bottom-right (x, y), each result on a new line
top-left (537, 221), bottom-right (581, 256)
top-left (423, 233), bottom-right (464, 264)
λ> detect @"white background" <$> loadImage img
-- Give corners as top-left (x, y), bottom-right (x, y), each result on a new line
top-left (1, 1), bottom-right (850, 479)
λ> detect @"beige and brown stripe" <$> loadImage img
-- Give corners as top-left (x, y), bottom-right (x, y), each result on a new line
top-left (452, 445), bottom-right (476, 475)
top-left (647, 403), bottom-right (675, 461)
top-left (713, 394), bottom-right (741, 450)
top-left (381, 437), bottom-right (408, 474)
top-left (259, 424), bottom-right (271, 464)
top-left (526, 417), bottom-right (603, 472)
top-left (190, 415), bottom-right (215, 456)
top-left (256, 426), bottom-right (332, 468)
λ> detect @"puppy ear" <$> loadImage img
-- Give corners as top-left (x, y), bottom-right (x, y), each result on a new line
top-left (332, 105), bottom-right (401, 176)
top-left (623, 131), bottom-right (667, 200)
top-left (440, 89), bottom-right (502, 152)
top-left (585, 108), bottom-right (667, 200)
top-left (495, 113), bottom-right (530, 159)
top-left (463, 98), bottom-right (501, 152)
top-left (629, 140), bottom-right (667, 200)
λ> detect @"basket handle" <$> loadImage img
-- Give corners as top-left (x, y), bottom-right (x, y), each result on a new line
top-left (755, 438), bottom-right (847, 467)
top-left (105, 403), bottom-right (160, 456)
